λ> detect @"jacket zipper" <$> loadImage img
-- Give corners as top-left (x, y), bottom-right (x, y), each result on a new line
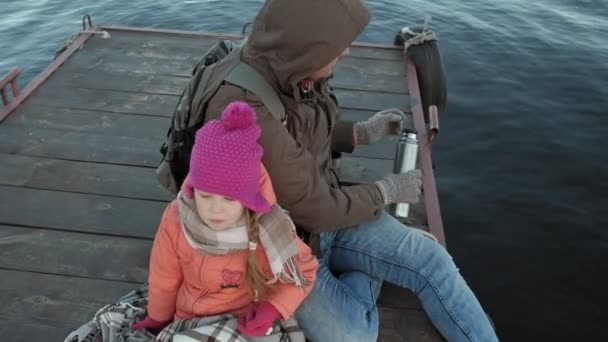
top-left (191, 256), bottom-right (209, 313)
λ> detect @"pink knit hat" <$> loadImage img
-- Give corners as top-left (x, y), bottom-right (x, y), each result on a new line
top-left (184, 101), bottom-right (271, 214)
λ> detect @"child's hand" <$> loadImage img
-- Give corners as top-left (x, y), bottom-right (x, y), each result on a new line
top-left (237, 301), bottom-right (280, 336)
top-left (132, 315), bottom-right (171, 335)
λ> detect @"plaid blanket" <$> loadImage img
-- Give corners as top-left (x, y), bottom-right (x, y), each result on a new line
top-left (64, 285), bottom-right (304, 342)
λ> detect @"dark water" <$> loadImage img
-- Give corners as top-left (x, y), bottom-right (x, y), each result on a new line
top-left (2, 0), bottom-right (607, 340)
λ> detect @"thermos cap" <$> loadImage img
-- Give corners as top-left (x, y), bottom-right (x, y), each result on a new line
top-left (403, 132), bottom-right (417, 140)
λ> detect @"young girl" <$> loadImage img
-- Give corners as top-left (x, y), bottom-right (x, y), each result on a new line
top-left (133, 101), bottom-right (318, 337)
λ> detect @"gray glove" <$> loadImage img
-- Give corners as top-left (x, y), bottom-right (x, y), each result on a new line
top-left (375, 169), bottom-right (423, 205)
top-left (354, 108), bottom-right (405, 145)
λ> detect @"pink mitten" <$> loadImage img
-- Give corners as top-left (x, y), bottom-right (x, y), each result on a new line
top-left (132, 315), bottom-right (171, 335)
top-left (237, 302), bottom-right (280, 336)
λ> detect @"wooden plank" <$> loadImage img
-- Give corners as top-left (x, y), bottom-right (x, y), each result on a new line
top-left (331, 73), bottom-right (408, 94)
top-left (334, 89), bottom-right (409, 111)
top-left (0, 113), bottom-right (398, 169)
top-left (5, 101), bottom-right (169, 134)
top-left (62, 42), bottom-right (403, 78)
top-left (0, 186), bottom-right (165, 238)
top-left (336, 57), bottom-right (405, 77)
top-left (349, 46), bottom-right (402, 61)
top-left (339, 58), bottom-right (409, 94)
top-left (378, 306), bottom-right (444, 342)
top-left (0, 125), bottom-right (160, 166)
top-left (2, 109), bottom-right (410, 172)
top-left (0, 153), bottom-right (171, 201)
top-left (26, 86), bottom-right (179, 116)
top-left (0, 225), bottom-right (150, 282)
top-left (51, 33), bottom-right (408, 95)
top-left (0, 269), bottom-right (137, 331)
top-left (59, 52), bottom-right (407, 94)
top-left (1, 108), bottom-right (414, 177)
top-left (3, 105), bottom-right (170, 140)
top-left (44, 65), bottom-right (408, 95)
top-left (20, 105), bottom-right (401, 157)
top-left (27, 81), bottom-right (405, 116)
top-left (65, 49), bottom-right (197, 76)
top-left (76, 31), bottom-right (217, 60)
top-left (85, 29), bottom-right (221, 51)
top-left (85, 30), bottom-right (402, 61)
top-left (44, 68), bottom-right (190, 95)
top-left (378, 283), bottom-right (423, 310)
top-left (20, 80), bottom-right (410, 130)
top-left (0, 321), bottom-right (71, 342)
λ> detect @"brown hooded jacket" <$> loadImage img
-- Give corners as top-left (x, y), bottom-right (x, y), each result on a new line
top-left (201, 0), bottom-right (385, 243)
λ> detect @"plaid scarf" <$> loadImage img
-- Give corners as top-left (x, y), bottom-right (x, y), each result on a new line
top-left (177, 192), bottom-right (308, 287)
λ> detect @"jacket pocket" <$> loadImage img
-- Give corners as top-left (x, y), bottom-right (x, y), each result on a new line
top-left (190, 288), bottom-right (210, 314)
top-left (176, 284), bottom-right (209, 317)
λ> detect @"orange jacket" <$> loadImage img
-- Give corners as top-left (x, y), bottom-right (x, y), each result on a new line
top-left (147, 168), bottom-right (318, 322)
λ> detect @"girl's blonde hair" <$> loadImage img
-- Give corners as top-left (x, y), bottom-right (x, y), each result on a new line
top-left (245, 210), bottom-right (271, 300)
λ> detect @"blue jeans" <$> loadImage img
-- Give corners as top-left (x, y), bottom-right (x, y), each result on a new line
top-left (294, 211), bottom-right (498, 341)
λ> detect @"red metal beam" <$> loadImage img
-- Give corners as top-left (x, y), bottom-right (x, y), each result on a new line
top-left (0, 89), bottom-right (6, 105)
top-left (98, 25), bottom-right (400, 50)
top-left (0, 32), bottom-right (95, 122)
top-left (428, 105), bottom-right (440, 145)
top-left (406, 57), bottom-right (447, 247)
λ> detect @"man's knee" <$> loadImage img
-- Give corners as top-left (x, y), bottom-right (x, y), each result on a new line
top-left (338, 271), bottom-right (382, 310)
top-left (295, 268), bottom-right (380, 342)
top-left (404, 229), bottom-right (459, 280)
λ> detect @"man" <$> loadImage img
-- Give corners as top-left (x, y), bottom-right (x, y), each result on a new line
top-left (200, 0), bottom-right (498, 340)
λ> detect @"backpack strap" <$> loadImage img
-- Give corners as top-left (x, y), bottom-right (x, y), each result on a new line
top-left (224, 61), bottom-right (287, 123)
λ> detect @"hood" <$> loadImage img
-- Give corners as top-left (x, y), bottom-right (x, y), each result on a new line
top-left (243, 0), bottom-right (371, 92)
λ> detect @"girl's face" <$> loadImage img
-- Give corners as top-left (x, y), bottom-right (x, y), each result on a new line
top-left (194, 189), bottom-right (246, 230)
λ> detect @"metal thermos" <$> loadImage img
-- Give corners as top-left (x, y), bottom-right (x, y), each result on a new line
top-left (393, 130), bottom-right (419, 218)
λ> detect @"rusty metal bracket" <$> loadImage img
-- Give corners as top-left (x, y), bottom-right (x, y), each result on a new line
top-left (82, 14), bottom-right (93, 31)
top-left (428, 105), bottom-right (439, 145)
top-left (0, 68), bottom-right (21, 121)
top-left (80, 15), bottom-right (111, 38)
